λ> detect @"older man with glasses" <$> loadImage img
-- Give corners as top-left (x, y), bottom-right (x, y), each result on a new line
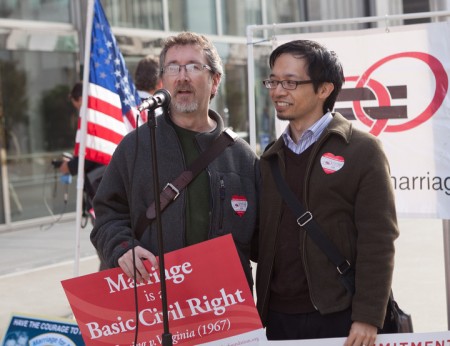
top-left (91, 32), bottom-right (259, 291)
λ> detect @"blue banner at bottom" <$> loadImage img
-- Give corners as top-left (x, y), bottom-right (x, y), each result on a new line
top-left (1, 313), bottom-right (84, 346)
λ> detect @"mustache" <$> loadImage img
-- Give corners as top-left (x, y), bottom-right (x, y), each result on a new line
top-left (174, 84), bottom-right (195, 95)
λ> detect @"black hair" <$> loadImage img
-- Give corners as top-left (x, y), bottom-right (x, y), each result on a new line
top-left (269, 40), bottom-right (344, 113)
top-left (69, 81), bottom-right (83, 101)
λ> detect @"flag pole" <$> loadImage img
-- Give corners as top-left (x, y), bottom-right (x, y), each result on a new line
top-left (74, 0), bottom-right (94, 277)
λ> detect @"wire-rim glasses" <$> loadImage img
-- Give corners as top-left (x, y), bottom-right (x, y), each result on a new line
top-left (162, 63), bottom-right (212, 76)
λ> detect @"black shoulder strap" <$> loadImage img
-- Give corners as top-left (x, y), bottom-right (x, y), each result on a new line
top-left (269, 155), bottom-right (355, 294)
top-left (145, 128), bottom-right (238, 222)
top-left (263, 140), bottom-right (276, 153)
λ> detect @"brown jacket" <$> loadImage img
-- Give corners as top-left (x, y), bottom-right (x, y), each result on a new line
top-left (255, 113), bottom-right (399, 328)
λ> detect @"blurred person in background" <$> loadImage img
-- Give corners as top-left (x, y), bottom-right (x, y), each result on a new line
top-left (134, 54), bottom-right (163, 102)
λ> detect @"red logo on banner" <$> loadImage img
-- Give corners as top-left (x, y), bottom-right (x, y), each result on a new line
top-left (336, 52), bottom-right (448, 136)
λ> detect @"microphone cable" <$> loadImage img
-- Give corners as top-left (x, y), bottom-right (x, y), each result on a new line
top-left (130, 109), bottom-right (142, 345)
top-left (129, 104), bottom-right (169, 344)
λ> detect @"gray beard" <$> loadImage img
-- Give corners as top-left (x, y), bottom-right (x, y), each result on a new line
top-left (173, 101), bottom-right (199, 113)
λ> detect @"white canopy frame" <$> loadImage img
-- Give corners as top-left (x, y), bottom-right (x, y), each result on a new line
top-left (246, 10), bottom-right (450, 330)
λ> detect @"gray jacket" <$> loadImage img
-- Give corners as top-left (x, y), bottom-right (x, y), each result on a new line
top-left (91, 110), bottom-right (259, 286)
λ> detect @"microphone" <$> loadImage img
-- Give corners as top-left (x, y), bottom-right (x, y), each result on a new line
top-left (137, 89), bottom-right (171, 112)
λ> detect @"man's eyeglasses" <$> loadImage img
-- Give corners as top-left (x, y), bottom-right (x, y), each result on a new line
top-left (162, 63), bottom-right (212, 76)
top-left (262, 79), bottom-right (314, 90)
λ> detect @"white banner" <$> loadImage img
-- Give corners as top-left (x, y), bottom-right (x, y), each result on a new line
top-left (274, 21), bottom-right (450, 219)
top-left (201, 330), bottom-right (450, 345)
top-left (258, 330), bottom-right (450, 345)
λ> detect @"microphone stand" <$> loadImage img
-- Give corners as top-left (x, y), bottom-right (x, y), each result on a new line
top-left (147, 107), bottom-right (172, 346)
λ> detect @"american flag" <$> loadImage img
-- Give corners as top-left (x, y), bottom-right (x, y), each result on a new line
top-left (74, 0), bottom-right (144, 165)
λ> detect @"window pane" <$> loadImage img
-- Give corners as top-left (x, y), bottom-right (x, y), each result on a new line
top-left (267, 0), bottom-right (370, 34)
top-left (101, 0), bottom-right (164, 30)
top-left (209, 42), bottom-right (253, 143)
top-left (168, 0), bottom-right (217, 34)
top-left (221, 0), bottom-right (262, 36)
top-left (0, 50), bottom-right (78, 221)
top-left (267, 0), bottom-right (306, 26)
top-left (253, 44), bottom-right (276, 154)
top-left (0, 0), bottom-right (71, 22)
top-left (403, 0), bottom-right (430, 24)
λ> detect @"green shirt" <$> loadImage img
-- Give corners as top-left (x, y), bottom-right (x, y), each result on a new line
top-left (173, 124), bottom-right (210, 245)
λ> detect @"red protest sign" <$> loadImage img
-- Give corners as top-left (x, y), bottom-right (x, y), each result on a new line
top-left (61, 234), bottom-right (262, 345)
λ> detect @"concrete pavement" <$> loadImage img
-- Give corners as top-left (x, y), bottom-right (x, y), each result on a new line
top-left (0, 215), bottom-right (99, 337)
top-left (0, 216), bottom-right (448, 340)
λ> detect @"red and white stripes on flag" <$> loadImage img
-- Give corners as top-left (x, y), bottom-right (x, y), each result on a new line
top-left (74, 84), bottom-right (133, 165)
top-left (74, 0), bottom-right (143, 166)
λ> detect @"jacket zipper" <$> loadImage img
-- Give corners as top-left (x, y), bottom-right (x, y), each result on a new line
top-left (195, 138), bottom-right (214, 239)
top-left (207, 168), bottom-right (213, 237)
top-left (219, 176), bottom-right (225, 229)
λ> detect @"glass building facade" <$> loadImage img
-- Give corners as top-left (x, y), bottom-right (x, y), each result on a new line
top-left (0, 0), bottom-right (447, 230)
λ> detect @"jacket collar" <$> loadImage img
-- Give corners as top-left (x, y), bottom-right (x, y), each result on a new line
top-left (319, 112), bottom-right (353, 143)
top-left (324, 112), bottom-right (352, 144)
top-left (160, 109), bottom-right (224, 149)
top-left (262, 112), bottom-right (352, 159)
top-left (162, 109), bottom-right (224, 134)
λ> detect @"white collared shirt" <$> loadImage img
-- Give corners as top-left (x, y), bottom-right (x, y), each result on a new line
top-left (282, 112), bottom-right (333, 154)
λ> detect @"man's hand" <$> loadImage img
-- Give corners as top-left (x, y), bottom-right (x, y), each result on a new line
top-left (344, 321), bottom-right (377, 346)
top-left (118, 246), bottom-right (158, 283)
